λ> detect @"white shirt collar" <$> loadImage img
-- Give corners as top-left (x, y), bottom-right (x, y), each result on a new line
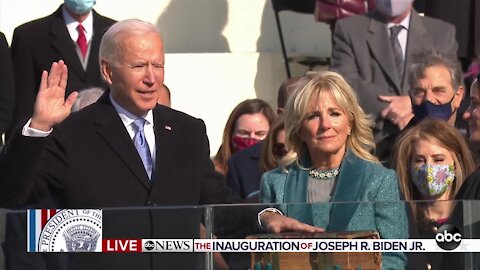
top-left (62, 6), bottom-right (94, 43)
top-left (109, 92), bottom-right (157, 165)
top-left (109, 92), bottom-right (154, 128)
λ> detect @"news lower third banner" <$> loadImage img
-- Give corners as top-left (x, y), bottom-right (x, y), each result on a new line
top-left (27, 209), bottom-right (102, 252)
top-left (27, 209), bottom-right (480, 253)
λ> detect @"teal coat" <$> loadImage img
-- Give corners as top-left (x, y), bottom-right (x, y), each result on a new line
top-left (260, 151), bottom-right (407, 269)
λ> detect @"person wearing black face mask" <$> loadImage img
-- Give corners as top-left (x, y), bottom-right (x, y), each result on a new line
top-left (408, 53), bottom-right (464, 128)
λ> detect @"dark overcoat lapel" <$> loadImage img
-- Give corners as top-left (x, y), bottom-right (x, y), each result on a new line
top-left (49, 7), bottom-right (113, 85)
top-left (94, 93), bottom-right (151, 189)
top-left (49, 7), bottom-right (85, 80)
top-left (150, 105), bottom-right (180, 203)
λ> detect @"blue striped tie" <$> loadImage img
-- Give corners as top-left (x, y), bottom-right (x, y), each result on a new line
top-left (390, 25), bottom-right (404, 80)
top-left (132, 118), bottom-right (153, 180)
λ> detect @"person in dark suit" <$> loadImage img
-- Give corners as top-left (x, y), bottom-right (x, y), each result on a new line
top-left (0, 32), bottom-right (14, 144)
top-left (0, 19), bottom-right (237, 270)
top-left (331, 0), bottom-right (458, 161)
top-left (8, 1), bottom-right (115, 134)
top-left (226, 141), bottom-right (264, 200)
top-left (225, 76), bottom-right (306, 201)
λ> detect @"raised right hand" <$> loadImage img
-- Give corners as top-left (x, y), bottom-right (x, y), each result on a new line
top-left (30, 60), bottom-right (78, 131)
top-left (261, 212), bottom-right (324, 234)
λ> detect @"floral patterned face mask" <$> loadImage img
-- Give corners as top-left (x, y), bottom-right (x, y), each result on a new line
top-left (410, 164), bottom-right (455, 197)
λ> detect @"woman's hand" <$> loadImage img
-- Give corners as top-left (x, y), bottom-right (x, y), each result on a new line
top-left (261, 212), bottom-right (324, 233)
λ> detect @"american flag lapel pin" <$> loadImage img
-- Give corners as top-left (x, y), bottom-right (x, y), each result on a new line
top-left (164, 125), bottom-right (172, 131)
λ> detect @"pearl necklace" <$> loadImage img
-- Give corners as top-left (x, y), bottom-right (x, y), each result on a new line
top-left (309, 168), bottom-right (339, 180)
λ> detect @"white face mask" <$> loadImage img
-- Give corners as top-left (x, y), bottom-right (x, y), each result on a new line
top-left (410, 164), bottom-right (455, 197)
top-left (376, 0), bottom-right (413, 18)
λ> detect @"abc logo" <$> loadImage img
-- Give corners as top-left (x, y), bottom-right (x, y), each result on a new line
top-left (435, 224), bottom-right (462, 250)
top-left (144, 240), bottom-right (155, 251)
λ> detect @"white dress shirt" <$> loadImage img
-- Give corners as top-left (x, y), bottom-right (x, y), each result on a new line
top-left (63, 7), bottom-right (94, 44)
top-left (62, 6), bottom-right (94, 67)
top-left (109, 94), bottom-right (157, 166)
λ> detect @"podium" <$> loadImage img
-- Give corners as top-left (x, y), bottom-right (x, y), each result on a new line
top-left (248, 231), bottom-right (381, 270)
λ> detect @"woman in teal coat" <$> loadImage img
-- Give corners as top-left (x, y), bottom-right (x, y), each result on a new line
top-left (259, 71), bottom-right (407, 269)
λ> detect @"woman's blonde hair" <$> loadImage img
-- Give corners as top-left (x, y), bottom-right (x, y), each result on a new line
top-left (281, 71), bottom-right (377, 169)
top-left (392, 118), bottom-right (476, 224)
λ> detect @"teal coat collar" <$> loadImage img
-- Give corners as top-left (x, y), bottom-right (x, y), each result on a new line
top-left (283, 150), bottom-right (371, 231)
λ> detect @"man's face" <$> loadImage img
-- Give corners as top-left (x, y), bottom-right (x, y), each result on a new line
top-left (102, 32), bottom-right (164, 116)
top-left (410, 65), bottom-right (464, 124)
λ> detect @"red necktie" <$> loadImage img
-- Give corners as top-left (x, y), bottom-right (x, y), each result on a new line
top-left (76, 24), bottom-right (87, 59)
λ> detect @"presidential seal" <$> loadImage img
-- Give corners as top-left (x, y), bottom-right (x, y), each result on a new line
top-left (38, 209), bottom-right (102, 252)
